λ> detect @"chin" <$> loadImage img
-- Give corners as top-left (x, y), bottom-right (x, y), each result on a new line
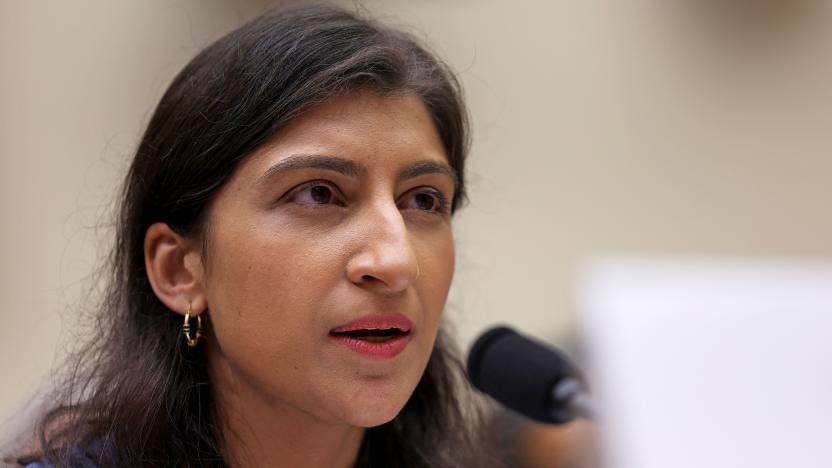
top-left (350, 399), bottom-right (409, 428)
top-left (350, 410), bottom-right (401, 428)
top-left (339, 383), bottom-right (414, 428)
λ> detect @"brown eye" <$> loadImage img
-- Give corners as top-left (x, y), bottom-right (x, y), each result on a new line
top-left (309, 185), bottom-right (333, 204)
top-left (413, 192), bottom-right (437, 211)
top-left (288, 182), bottom-right (339, 206)
top-left (401, 189), bottom-right (449, 215)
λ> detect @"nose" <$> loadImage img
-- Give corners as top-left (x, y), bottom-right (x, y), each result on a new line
top-left (346, 202), bottom-right (420, 294)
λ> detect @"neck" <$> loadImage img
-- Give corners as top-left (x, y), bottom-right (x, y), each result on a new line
top-left (206, 344), bottom-right (365, 468)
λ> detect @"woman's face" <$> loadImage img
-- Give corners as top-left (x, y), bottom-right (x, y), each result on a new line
top-left (198, 90), bottom-right (456, 428)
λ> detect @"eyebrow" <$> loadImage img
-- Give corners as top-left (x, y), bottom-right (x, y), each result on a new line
top-left (258, 154), bottom-right (459, 188)
top-left (398, 160), bottom-right (459, 187)
top-left (258, 154), bottom-right (362, 182)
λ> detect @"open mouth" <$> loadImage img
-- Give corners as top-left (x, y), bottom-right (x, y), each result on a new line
top-left (329, 328), bottom-right (409, 343)
top-left (329, 314), bottom-right (413, 358)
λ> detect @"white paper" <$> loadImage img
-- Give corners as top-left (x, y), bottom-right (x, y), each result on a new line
top-left (580, 258), bottom-right (832, 468)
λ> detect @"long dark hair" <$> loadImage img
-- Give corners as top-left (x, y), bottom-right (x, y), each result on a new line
top-left (13, 4), bottom-right (492, 467)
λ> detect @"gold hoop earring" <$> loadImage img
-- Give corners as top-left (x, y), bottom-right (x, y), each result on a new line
top-left (183, 302), bottom-right (203, 348)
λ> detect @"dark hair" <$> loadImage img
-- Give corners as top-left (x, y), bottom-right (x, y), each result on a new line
top-left (13, 4), bottom-right (493, 468)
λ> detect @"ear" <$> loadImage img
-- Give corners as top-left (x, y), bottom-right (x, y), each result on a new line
top-left (144, 222), bottom-right (207, 317)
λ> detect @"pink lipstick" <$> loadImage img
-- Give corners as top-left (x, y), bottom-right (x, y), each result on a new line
top-left (330, 314), bottom-right (413, 359)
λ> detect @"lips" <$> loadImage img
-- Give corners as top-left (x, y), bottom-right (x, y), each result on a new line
top-left (330, 314), bottom-right (413, 359)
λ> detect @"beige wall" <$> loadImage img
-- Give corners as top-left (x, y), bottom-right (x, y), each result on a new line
top-left (3, 0), bottom-right (831, 445)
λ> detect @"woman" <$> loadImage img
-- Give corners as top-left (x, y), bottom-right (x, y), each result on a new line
top-left (13, 4), bottom-right (494, 467)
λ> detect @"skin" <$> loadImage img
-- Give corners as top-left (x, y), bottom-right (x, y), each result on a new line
top-left (144, 90), bottom-right (457, 467)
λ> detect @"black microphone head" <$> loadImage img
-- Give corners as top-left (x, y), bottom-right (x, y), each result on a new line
top-left (467, 326), bottom-right (582, 424)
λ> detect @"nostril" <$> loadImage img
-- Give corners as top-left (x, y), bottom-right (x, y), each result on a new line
top-left (347, 254), bottom-right (417, 292)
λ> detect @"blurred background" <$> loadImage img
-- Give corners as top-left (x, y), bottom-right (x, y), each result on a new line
top-left (2, 0), bottom-right (832, 465)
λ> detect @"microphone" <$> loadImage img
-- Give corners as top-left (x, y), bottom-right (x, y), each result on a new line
top-left (466, 326), bottom-right (594, 425)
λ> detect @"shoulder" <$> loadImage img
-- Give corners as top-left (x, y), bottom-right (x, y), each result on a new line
top-left (21, 445), bottom-right (103, 468)
top-left (23, 463), bottom-right (49, 468)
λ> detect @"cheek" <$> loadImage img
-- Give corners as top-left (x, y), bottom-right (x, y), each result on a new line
top-left (202, 223), bottom-right (342, 384)
top-left (206, 215), bottom-right (343, 310)
top-left (414, 231), bottom-right (456, 341)
top-left (209, 233), bottom-right (310, 319)
top-left (419, 230), bottom-right (456, 303)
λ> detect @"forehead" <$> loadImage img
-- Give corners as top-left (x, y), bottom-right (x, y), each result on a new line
top-left (244, 90), bottom-right (448, 176)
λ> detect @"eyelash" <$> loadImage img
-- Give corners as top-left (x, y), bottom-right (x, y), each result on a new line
top-left (408, 189), bottom-right (451, 215)
top-left (283, 180), bottom-right (451, 215)
top-left (284, 181), bottom-right (346, 207)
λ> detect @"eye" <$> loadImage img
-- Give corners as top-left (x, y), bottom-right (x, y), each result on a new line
top-left (400, 188), bottom-right (450, 215)
top-left (286, 181), bottom-right (342, 206)
top-left (413, 192), bottom-right (438, 211)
